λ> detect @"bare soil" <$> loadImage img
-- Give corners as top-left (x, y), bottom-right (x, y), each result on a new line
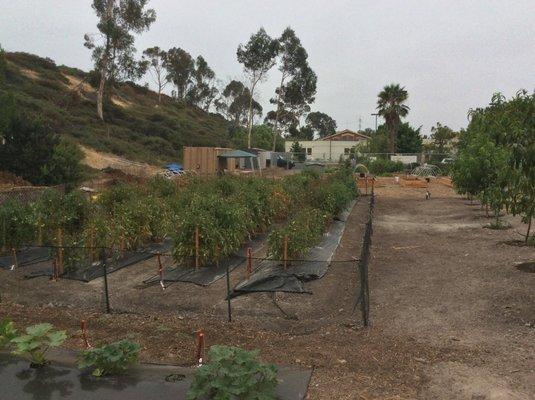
top-left (1, 178), bottom-right (534, 399)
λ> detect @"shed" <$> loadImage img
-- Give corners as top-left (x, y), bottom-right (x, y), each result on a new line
top-left (183, 147), bottom-right (235, 175)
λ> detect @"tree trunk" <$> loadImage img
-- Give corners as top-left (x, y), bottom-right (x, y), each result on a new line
top-left (246, 81), bottom-right (256, 149)
top-left (526, 216), bottom-right (532, 244)
top-left (97, 72), bottom-right (106, 120)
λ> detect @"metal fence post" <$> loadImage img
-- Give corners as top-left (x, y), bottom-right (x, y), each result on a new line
top-left (101, 249), bottom-right (111, 314)
top-left (226, 263), bottom-right (232, 322)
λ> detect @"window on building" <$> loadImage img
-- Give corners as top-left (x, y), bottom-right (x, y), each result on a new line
top-left (306, 148), bottom-right (312, 155)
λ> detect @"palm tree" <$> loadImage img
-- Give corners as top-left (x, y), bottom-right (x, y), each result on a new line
top-left (376, 84), bottom-right (410, 153)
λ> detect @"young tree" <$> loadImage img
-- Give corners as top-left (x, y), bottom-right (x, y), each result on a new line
top-left (237, 28), bottom-right (279, 148)
top-left (376, 84), bottom-right (409, 153)
top-left (164, 47), bottom-right (194, 100)
top-left (142, 46), bottom-right (168, 103)
top-left (270, 28), bottom-right (316, 150)
top-left (186, 56), bottom-right (218, 111)
top-left (84, 0), bottom-right (156, 121)
top-left (41, 140), bottom-right (86, 191)
top-left (430, 122), bottom-right (456, 154)
top-left (305, 111), bottom-right (337, 138)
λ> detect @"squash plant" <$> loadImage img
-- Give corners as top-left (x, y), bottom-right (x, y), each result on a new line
top-left (78, 339), bottom-right (140, 377)
top-left (187, 346), bottom-right (278, 400)
top-left (0, 319), bottom-right (18, 349)
top-left (11, 323), bottom-right (67, 367)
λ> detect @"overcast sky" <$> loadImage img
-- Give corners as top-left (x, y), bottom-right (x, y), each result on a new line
top-left (1, 0), bottom-right (534, 135)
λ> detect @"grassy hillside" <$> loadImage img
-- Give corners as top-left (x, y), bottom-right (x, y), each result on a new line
top-left (1, 52), bottom-right (232, 165)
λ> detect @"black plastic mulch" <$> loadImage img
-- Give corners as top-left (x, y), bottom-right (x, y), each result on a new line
top-left (230, 200), bottom-right (356, 297)
top-left (143, 234), bottom-right (266, 287)
top-left (0, 353), bottom-right (312, 400)
top-left (24, 241), bottom-right (172, 282)
top-left (0, 247), bottom-right (52, 270)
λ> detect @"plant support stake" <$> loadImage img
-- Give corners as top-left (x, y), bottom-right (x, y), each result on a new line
top-left (195, 330), bottom-right (205, 366)
top-left (246, 247), bottom-right (252, 278)
top-left (195, 227), bottom-right (200, 269)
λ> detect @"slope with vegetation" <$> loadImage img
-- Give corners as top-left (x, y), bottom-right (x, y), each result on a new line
top-left (1, 51), bottom-right (232, 165)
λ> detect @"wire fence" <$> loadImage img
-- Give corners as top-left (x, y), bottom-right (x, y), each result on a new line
top-left (1, 196), bottom-right (376, 327)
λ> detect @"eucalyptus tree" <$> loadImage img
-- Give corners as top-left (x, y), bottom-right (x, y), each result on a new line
top-left (376, 84), bottom-right (410, 153)
top-left (269, 28), bottom-right (316, 150)
top-left (186, 56), bottom-right (218, 111)
top-left (142, 46), bottom-right (168, 103)
top-left (164, 47), bottom-right (194, 100)
top-left (237, 28), bottom-right (279, 147)
top-left (84, 0), bottom-right (156, 121)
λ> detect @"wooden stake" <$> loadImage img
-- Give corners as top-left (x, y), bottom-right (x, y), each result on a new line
top-left (246, 247), bottom-right (252, 278)
top-left (283, 235), bottom-right (288, 269)
top-left (51, 258), bottom-right (58, 281)
top-left (80, 320), bottom-right (91, 348)
top-left (11, 247), bottom-right (18, 270)
top-left (195, 227), bottom-right (200, 269)
top-left (195, 330), bottom-right (205, 366)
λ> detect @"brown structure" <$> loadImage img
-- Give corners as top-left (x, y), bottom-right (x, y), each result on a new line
top-left (183, 147), bottom-right (236, 175)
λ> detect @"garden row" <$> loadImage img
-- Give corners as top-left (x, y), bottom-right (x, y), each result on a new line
top-left (0, 164), bottom-right (358, 269)
top-left (0, 318), bottom-right (278, 399)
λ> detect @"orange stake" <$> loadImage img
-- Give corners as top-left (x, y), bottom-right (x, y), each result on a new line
top-left (80, 320), bottom-right (91, 348)
top-left (195, 330), bottom-right (205, 366)
top-left (246, 247), bottom-right (252, 278)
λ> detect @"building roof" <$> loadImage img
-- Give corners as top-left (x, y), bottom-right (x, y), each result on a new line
top-left (217, 150), bottom-right (258, 159)
top-left (319, 129), bottom-right (371, 141)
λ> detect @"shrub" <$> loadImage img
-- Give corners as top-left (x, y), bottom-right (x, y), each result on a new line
top-left (362, 159), bottom-right (405, 175)
top-left (78, 339), bottom-right (140, 377)
top-left (0, 319), bottom-right (18, 350)
top-left (187, 346), bottom-right (278, 400)
top-left (11, 323), bottom-right (67, 367)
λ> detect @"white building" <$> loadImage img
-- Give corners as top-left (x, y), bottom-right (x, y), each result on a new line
top-left (285, 129), bottom-right (370, 161)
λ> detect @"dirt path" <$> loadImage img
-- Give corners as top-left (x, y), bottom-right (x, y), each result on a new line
top-left (370, 180), bottom-right (535, 399)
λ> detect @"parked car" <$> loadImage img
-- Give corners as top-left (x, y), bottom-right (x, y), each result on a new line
top-left (276, 156), bottom-right (295, 169)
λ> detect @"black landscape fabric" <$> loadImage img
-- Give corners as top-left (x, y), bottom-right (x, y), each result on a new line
top-left (144, 234), bottom-right (266, 286)
top-left (24, 241), bottom-right (172, 282)
top-left (0, 247), bottom-right (51, 270)
top-left (231, 200), bottom-right (355, 297)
